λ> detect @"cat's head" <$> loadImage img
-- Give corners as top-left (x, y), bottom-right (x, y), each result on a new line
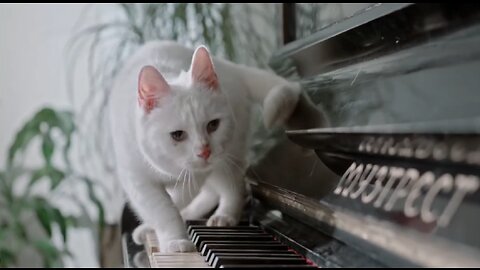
top-left (135, 46), bottom-right (234, 174)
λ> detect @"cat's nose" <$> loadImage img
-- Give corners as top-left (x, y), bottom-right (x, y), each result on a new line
top-left (197, 145), bottom-right (211, 160)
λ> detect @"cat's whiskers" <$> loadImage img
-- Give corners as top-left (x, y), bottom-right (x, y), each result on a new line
top-left (182, 169), bottom-right (188, 204)
top-left (192, 171), bottom-right (198, 193)
top-left (187, 170), bottom-right (193, 200)
top-left (173, 168), bottom-right (185, 194)
top-left (225, 154), bottom-right (263, 182)
top-left (224, 155), bottom-right (262, 192)
top-left (224, 155), bottom-right (245, 173)
top-left (225, 153), bottom-right (241, 162)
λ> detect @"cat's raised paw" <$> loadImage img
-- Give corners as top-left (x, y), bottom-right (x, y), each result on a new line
top-left (162, 239), bottom-right (196, 253)
top-left (132, 224), bottom-right (155, 245)
top-left (207, 215), bottom-right (236, 226)
top-left (263, 83), bottom-right (301, 129)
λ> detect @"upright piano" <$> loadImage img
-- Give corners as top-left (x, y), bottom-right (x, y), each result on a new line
top-left (121, 3), bottom-right (480, 267)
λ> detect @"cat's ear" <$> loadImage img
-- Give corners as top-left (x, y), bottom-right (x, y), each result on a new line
top-left (138, 65), bottom-right (170, 113)
top-left (190, 46), bottom-right (219, 90)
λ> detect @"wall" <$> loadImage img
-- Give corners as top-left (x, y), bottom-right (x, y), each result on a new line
top-left (0, 4), bottom-right (119, 267)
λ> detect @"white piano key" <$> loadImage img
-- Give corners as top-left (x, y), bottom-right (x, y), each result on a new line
top-left (150, 253), bottom-right (210, 268)
top-left (144, 230), bottom-right (210, 268)
top-left (145, 231), bottom-right (160, 254)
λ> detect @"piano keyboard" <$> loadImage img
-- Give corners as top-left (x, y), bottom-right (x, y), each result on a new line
top-left (143, 220), bottom-right (317, 268)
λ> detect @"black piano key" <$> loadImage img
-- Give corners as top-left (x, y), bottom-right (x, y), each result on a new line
top-left (196, 235), bottom-right (275, 250)
top-left (188, 225), bottom-right (258, 236)
top-left (192, 233), bottom-right (274, 246)
top-left (200, 240), bottom-right (282, 255)
top-left (219, 264), bottom-right (317, 268)
top-left (185, 219), bottom-right (250, 226)
top-left (191, 228), bottom-right (263, 233)
top-left (191, 230), bottom-right (265, 241)
top-left (208, 253), bottom-right (303, 266)
top-left (188, 224), bottom-right (257, 231)
top-left (212, 256), bottom-right (308, 268)
top-left (206, 249), bottom-right (295, 263)
top-left (185, 219), bottom-right (208, 226)
top-left (188, 224), bottom-right (256, 230)
top-left (201, 242), bottom-right (288, 256)
top-left (193, 233), bottom-right (270, 247)
top-left (192, 230), bottom-right (267, 238)
top-left (190, 228), bottom-right (265, 239)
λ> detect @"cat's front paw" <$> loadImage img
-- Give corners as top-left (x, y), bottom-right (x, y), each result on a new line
top-left (161, 239), bottom-right (196, 253)
top-left (132, 224), bottom-right (155, 245)
top-left (207, 215), bottom-right (237, 226)
top-left (133, 251), bottom-right (150, 268)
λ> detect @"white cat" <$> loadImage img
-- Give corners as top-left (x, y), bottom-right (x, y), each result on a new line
top-left (108, 40), bottom-right (310, 253)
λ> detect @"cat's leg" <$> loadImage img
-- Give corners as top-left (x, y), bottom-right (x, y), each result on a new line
top-left (120, 170), bottom-right (195, 253)
top-left (133, 251), bottom-right (150, 268)
top-left (180, 186), bottom-right (219, 221)
top-left (132, 223), bottom-right (155, 245)
top-left (205, 165), bottom-right (246, 226)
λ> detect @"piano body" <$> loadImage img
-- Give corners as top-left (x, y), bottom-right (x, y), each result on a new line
top-left (121, 3), bottom-right (480, 268)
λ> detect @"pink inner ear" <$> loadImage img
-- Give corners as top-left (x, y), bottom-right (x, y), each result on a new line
top-left (138, 65), bottom-right (170, 113)
top-left (190, 46), bottom-right (219, 90)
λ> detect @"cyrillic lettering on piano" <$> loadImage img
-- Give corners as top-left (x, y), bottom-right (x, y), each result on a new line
top-left (357, 135), bottom-right (480, 165)
top-left (334, 162), bottom-right (480, 227)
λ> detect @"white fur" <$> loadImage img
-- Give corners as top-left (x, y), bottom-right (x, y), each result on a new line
top-left (108, 41), bottom-right (301, 253)
top-left (132, 223), bottom-right (154, 245)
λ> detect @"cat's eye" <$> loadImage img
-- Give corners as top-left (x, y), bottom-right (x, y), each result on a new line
top-left (170, 130), bottom-right (186, 141)
top-left (207, 119), bottom-right (220, 133)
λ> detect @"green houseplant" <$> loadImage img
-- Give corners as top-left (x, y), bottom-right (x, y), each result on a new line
top-left (0, 107), bottom-right (104, 267)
